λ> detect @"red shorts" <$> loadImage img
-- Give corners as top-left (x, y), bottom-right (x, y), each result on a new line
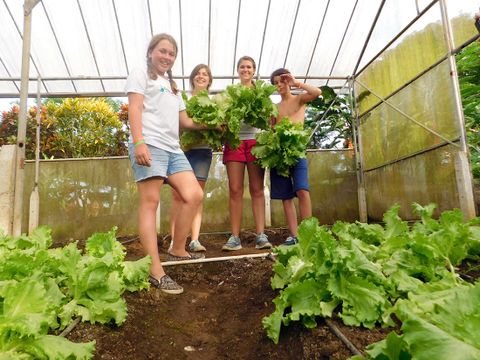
top-left (223, 139), bottom-right (257, 164)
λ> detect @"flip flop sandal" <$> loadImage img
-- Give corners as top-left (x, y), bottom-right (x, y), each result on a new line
top-left (166, 252), bottom-right (205, 262)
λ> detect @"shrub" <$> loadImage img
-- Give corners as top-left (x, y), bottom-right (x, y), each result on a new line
top-left (456, 41), bottom-right (480, 181)
top-left (0, 98), bottom-right (128, 159)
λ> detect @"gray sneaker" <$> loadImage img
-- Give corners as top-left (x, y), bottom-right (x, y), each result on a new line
top-left (189, 239), bottom-right (206, 252)
top-left (284, 236), bottom-right (298, 246)
top-left (255, 233), bottom-right (272, 249)
top-left (149, 275), bottom-right (183, 295)
top-left (222, 235), bottom-right (242, 251)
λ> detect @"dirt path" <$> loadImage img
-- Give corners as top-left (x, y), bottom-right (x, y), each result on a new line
top-left (68, 231), bottom-right (390, 360)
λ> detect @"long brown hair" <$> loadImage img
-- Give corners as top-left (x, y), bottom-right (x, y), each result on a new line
top-left (236, 56), bottom-right (256, 86)
top-left (146, 33), bottom-right (179, 94)
top-left (236, 56), bottom-right (256, 71)
top-left (189, 64), bottom-right (213, 92)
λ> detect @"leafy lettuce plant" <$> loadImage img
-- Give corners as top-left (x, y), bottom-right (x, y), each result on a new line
top-left (224, 80), bottom-right (277, 130)
top-left (263, 203), bottom-right (480, 346)
top-left (181, 91), bottom-right (226, 151)
top-left (180, 81), bottom-right (277, 150)
top-left (221, 80), bottom-right (278, 149)
top-left (0, 226), bottom-right (150, 359)
top-left (354, 282), bottom-right (480, 360)
top-left (252, 117), bottom-right (311, 177)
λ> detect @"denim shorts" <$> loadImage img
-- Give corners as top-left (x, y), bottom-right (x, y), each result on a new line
top-left (185, 148), bottom-right (213, 181)
top-left (270, 158), bottom-right (309, 200)
top-left (128, 143), bottom-right (192, 182)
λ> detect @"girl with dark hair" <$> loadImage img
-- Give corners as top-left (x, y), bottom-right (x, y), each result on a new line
top-left (221, 56), bottom-right (272, 251)
top-left (170, 64), bottom-right (214, 253)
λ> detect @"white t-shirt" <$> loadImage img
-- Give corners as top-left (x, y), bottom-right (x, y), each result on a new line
top-left (125, 67), bottom-right (186, 153)
top-left (239, 121), bottom-right (260, 140)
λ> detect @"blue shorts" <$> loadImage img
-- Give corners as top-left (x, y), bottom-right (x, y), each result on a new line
top-left (270, 158), bottom-right (309, 200)
top-left (185, 148), bottom-right (213, 181)
top-left (128, 143), bottom-right (192, 182)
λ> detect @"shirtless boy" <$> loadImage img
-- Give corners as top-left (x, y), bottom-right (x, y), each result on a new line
top-left (269, 68), bottom-right (322, 245)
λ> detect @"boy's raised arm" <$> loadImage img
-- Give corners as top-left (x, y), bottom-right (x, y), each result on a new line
top-left (281, 73), bottom-right (322, 104)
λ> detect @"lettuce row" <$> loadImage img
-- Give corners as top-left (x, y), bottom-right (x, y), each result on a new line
top-left (0, 226), bottom-right (150, 359)
top-left (263, 203), bottom-right (480, 353)
top-left (354, 282), bottom-right (480, 360)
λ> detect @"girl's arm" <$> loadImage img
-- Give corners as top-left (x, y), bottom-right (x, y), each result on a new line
top-left (128, 92), bottom-right (151, 167)
top-left (179, 110), bottom-right (209, 130)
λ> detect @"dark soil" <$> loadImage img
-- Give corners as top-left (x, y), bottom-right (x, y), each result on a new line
top-left (67, 229), bottom-right (391, 359)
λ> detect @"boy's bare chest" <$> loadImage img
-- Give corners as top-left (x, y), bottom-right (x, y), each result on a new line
top-left (277, 100), bottom-right (305, 122)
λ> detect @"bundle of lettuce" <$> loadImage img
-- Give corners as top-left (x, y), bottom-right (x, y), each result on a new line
top-left (252, 117), bottom-right (311, 177)
top-left (223, 80), bottom-right (278, 149)
top-left (181, 90), bottom-right (228, 151)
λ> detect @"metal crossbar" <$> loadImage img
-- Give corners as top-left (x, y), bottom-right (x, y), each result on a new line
top-left (354, 78), bottom-right (461, 149)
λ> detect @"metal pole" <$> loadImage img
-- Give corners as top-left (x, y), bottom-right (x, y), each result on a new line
top-left (13, 0), bottom-right (39, 236)
top-left (162, 252), bottom-right (274, 267)
top-left (349, 77), bottom-right (367, 222)
top-left (28, 76), bottom-right (41, 233)
top-left (439, 0), bottom-right (476, 219)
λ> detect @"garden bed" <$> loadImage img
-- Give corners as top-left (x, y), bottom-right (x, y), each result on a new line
top-left (67, 230), bottom-right (391, 359)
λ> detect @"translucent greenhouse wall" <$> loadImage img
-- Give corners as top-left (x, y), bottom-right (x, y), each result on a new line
top-left (21, 150), bottom-right (358, 243)
top-left (354, 2), bottom-right (477, 221)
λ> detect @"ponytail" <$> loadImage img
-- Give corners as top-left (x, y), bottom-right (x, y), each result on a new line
top-left (145, 33), bottom-right (179, 95)
top-left (167, 69), bottom-right (178, 95)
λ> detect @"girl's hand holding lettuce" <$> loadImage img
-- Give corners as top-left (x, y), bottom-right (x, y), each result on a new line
top-left (181, 81), bottom-right (278, 151)
top-left (181, 91), bottom-right (227, 151)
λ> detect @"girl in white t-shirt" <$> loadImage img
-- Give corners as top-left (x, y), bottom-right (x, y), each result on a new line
top-left (126, 33), bottom-right (207, 295)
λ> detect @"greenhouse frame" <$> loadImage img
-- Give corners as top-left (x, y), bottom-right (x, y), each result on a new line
top-left (0, 0), bottom-right (479, 240)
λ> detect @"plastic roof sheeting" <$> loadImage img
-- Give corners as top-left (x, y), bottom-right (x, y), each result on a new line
top-left (0, 0), bottom-right (478, 97)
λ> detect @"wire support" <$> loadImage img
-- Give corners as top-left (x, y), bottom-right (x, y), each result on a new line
top-left (354, 78), bottom-right (461, 149)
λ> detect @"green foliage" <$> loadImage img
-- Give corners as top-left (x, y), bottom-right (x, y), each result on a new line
top-left (224, 80), bottom-right (278, 130)
top-left (217, 91), bottom-right (241, 149)
top-left (456, 41), bottom-right (480, 181)
top-left (0, 98), bottom-right (128, 159)
top-left (181, 82), bottom-right (278, 151)
top-left (0, 104), bottom-right (57, 159)
top-left (251, 117), bottom-right (311, 177)
top-left (361, 283), bottom-right (480, 360)
top-left (44, 98), bottom-right (128, 158)
top-left (0, 226), bottom-right (150, 359)
top-left (305, 85), bottom-right (353, 149)
top-left (263, 203), bottom-right (480, 346)
top-left (180, 90), bottom-right (226, 151)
